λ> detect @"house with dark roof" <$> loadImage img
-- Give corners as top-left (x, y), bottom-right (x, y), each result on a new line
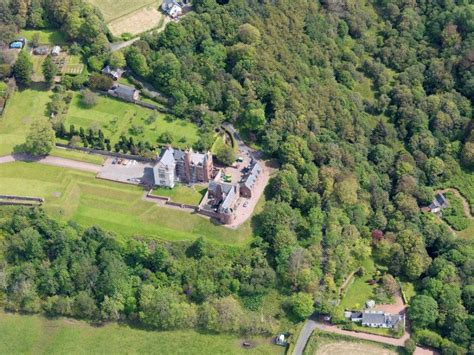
top-left (108, 84), bottom-right (140, 102)
top-left (240, 160), bottom-right (262, 198)
top-left (345, 310), bottom-right (405, 329)
top-left (429, 193), bottom-right (449, 213)
top-left (102, 65), bottom-right (125, 80)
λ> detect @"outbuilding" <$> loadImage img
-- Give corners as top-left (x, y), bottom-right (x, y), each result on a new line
top-left (51, 46), bottom-right (61, 56)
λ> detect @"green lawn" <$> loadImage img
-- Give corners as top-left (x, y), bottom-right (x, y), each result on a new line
top-left (350, 324), bottom-right (399, 338)
top-left (0, 162), bottom-right (252, 245)
top-left (50, 147), bottom-right (105, 165)
top-left (399, 281), bottom-right (416, 303)
top-left (152, 184), bottom-right (207, 205)
top-left (0, 88), bottom-right (51, 155)
top-left (19, 29), bottom-right (65, 45)
top-left (0, 311), bottom-right (281, 355)
top-left (340, 258), bottom-right (377, 310)
top-left (64, 93), bottom-right (198, 149)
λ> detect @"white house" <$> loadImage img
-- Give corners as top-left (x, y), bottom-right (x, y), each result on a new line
top-left (153, 148), bottom-right (176, 188)
top-left (162, 0), bottom-right (183, 18)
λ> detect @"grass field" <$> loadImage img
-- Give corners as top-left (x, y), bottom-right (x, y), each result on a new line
top-left (303, 331), bottom-right (401, 355)
top-left (0, 87), bottom-right (50, 155)
top-left (64, 93), bottom-right (198, 149)
top-left (108, 5), bottom-right (167, 37)
top-left (340, 258), bottom-right (376, 310)
top-left (87, 0), bottom-right (158, 22)
top-left (49, 147), bottom-right (105, 165)
top-left (152, 184), bottom-right (207, 205)
top-left (18, 29), bottom-right (65, 45)
top-left (0, 311), bottom-right (281, 355)
top-left (0, 162), bottom-right (253, 245)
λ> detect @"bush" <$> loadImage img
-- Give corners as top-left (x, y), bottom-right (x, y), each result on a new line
top-left (404, 338), bottom-right (416, 354)
top-left (81, 89), bottom-right (98, 107)
top-left (414, 329), bottom-right (443, 348)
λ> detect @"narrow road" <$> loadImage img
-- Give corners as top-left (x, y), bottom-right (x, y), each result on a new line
top-left (292, 317), bottom-right (318, 355)
top-left (0, 154), bottom-right (102, 173)
top-left (110, 37), bottom-right (140, 52)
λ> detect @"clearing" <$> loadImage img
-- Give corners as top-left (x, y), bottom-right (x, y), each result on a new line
top-left (339, 258), bottom-right (376, 310)
top-left (108, 6), bottom-right (168, 37)
top-left (18, 29), bottom-right (65, 45)
top-left (0, 311), bottom-right (281, 355)
top-left (0, 162), bottom-right (253, 245)
top-left (63, 92), bottom-right (199, 149)
top-left (86, 0), bottom-right (167, 37)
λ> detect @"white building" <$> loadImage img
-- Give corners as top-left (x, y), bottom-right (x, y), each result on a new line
top-left (162, 0), bottom-right (183, 18)
top-left (153, 148), bottom-right (176, 188)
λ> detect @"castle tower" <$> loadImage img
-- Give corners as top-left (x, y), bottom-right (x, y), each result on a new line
top-left (183, 148), bottom-right (192, 183)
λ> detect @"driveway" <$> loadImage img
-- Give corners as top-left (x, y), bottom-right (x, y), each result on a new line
top-left (0, 154), bottom-right (102, 173)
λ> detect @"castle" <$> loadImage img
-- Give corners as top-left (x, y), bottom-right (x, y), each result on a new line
top-left (153, 147), bottom-right (213, 188)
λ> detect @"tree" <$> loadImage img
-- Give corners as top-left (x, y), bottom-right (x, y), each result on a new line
top-left (158, 131), bottom-right (173, 144)
top-left (409, 295), bottom-right (439, 329)
top-left (89, 73), bottom-right (114, 91)
top-left (73, 291), bottom-right (99, 319)
top-left (23, 119), bottom-right (56, 156)
top-left (382, 274), bottom-right (399, 297)
top-left (109, 51), bottom-right (126, 69)
top-left (288, 292), bottom-right (313, 321)
top-left (81, 89), bottom-right (98, 107)
top-left (13, 50), bottom-right (33, 86)
top-left (42, 55), bottom-right (58, 86)
top-left (238, 24), bottom-right (261, 44)
top-left (404, 338), bottom-right (416, 354)
top-left (215, 143), bottom-right (235, 165)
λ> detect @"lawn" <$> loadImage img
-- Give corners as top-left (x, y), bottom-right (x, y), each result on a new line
top-left (18, 29), bottom-right (65, 45)
top-left (0, 162), bottom-right (253, 245)
top-left (152, 184), bottom-right (207, 205)
top-left (442, 168), bottom-right (474, 215)
top-left (50, 147), bottom-right (105, 165)
top-left (64, 93), bottom-right (199, 149)
top-left (399, 281), bottom-right (416, 303)
top-left (0, 311), bottom-right (281, 355)
top-left (442, 192), bottom-right (470, 231)
top-left (340, 258), bottom-right (377, 311)
top-left (0, 87), bottom-right (51, 155)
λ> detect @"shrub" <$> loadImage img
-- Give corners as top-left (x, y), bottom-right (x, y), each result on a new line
top-left (81, 89), bottom-right (98, 107)
top-left (404, 338), bottom-right (416, 354)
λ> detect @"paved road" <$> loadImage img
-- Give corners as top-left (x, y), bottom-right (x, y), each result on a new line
top-left (110, 37), bottom-right (141, 52)
top-left (0, 154), bottom-right (102, 173)
top-left (292, 318), bottom-right (318, 355)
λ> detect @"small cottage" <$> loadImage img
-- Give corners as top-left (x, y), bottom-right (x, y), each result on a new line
top-left (102, 65), bottom-right (125, 80)
top-left (162, 0), bottom-right (183, 18)
top-left (429, 193), bottom-right (448, 213)
top-left (108, 84), bottom-right (140, 102)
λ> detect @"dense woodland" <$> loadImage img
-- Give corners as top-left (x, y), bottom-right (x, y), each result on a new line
top-left (0, 0), bottom-right (473, 353)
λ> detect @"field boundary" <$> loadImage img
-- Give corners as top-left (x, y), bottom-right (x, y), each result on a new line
top-left (104, 1), bottom-right (158, 24)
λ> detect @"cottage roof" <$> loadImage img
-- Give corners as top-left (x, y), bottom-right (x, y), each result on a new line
top-left (112, 84), bottom-right (137, 99)
top-left (102, 65), bottom-right (125, 77)
top-left (209, 181), bottom-right (233, 195)
top-left (435, 193), bottom-right (447, 206)
top-left (362, 311), bottom-right (386, 325)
